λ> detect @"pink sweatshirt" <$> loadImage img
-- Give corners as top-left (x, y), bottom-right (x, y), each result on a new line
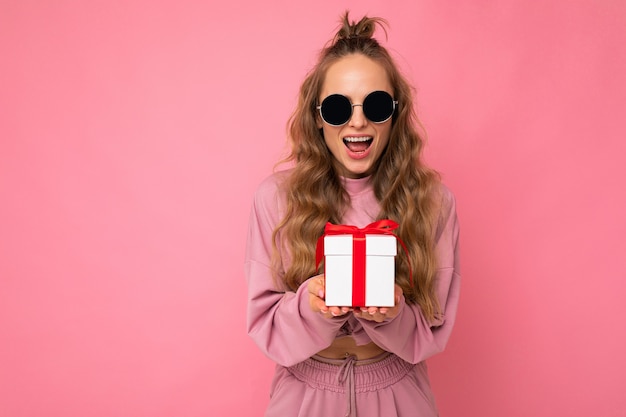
top-left (245, 170), bottom-right (460, 367)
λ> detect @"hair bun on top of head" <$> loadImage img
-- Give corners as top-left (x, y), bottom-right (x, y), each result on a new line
top-left (335, 11), bottom-right (388, 42)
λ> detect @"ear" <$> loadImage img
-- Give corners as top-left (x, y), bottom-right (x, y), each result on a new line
top-left (315, 111), bottom-right (323, 129)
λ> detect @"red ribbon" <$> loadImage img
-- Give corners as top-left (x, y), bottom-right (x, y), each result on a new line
top-left (315, 220), bottom-right (412, 307)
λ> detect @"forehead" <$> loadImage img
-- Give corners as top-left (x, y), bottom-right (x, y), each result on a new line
top-left (321, 54), bottom-right (392, 99)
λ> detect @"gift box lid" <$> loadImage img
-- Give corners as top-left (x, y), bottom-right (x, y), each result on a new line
top-left (324, 234), bottom-right (397, 256)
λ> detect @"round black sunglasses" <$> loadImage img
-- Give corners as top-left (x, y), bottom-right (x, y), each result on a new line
top-left (316, 90), bottom-right (398, 126)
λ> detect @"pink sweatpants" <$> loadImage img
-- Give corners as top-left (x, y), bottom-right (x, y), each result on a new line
top-left (265, 353), bottom-right (439, 417)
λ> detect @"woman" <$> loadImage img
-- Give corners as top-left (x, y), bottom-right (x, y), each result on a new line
top-left (245, 12), bottom-right (460, 417)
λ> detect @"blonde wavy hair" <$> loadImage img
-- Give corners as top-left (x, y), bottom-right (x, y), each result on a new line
top-left (272, 12), bottom-right (442, 322)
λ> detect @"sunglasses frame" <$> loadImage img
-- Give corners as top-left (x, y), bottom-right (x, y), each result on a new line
top-left (316, 91), bottom-right (398, 126)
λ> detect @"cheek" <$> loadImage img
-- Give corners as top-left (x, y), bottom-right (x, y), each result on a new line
top-left (322, 130), bottom-right (335, 150)
top-left (321, 125), bottom-right (340, 143)
top-left (377, 125), bottom-right (392, 147)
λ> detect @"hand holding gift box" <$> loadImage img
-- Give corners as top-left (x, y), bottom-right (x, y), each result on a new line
top-left (315, 220), bottom-right (411, 308)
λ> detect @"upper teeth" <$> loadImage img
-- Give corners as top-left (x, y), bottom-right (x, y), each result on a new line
top-left (344, 137), bottom-right (372, 142)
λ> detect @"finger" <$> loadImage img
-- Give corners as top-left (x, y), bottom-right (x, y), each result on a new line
top-left (394, 285), bottom-right (403, 305)
top-left (317, 276), bottom-right (325, 299)
top-left (324, 306), bottom-right (346, 317)
top-left (329, 306), bottom-right (344, 316)
top-left (309, 277), bottom-right (325, 299)
top-left (316, 299), bottom-right (329, 314)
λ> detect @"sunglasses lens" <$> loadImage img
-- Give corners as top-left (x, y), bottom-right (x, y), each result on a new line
top-left (320, 94), bottom-right (352, 126)
top-left (363, 91), bottom-right (395, 123)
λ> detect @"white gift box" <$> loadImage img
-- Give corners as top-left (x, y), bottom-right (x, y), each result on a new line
top-left (324, 234), bottom-right (397, 307)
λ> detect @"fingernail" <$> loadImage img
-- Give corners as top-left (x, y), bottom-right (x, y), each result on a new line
top-left (318, 290), bottom-right (324, 298)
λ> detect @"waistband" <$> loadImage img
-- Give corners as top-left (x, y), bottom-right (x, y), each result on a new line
top-left (287, 352), bottom-right (414, 417)
top-left (287, 351), bottom-right (413, 393)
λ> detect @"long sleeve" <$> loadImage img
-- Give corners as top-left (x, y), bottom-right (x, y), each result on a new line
top-left (244, 174), bottom-right (348, 367)
top-left (356, 187), bottom-right (461, 364)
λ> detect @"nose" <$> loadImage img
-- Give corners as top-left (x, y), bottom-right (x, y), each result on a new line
top-left (348, 104), bottom-right (367, 128)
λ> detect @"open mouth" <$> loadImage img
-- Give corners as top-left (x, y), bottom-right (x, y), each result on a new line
top-left (343, 136), bottom-right (373, 153)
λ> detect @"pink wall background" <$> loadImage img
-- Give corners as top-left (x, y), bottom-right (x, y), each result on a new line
top-left (1, 1), bottom-right (625, 416)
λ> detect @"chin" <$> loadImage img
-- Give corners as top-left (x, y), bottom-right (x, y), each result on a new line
top-left (346, 166), bottom-right (373, 178)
